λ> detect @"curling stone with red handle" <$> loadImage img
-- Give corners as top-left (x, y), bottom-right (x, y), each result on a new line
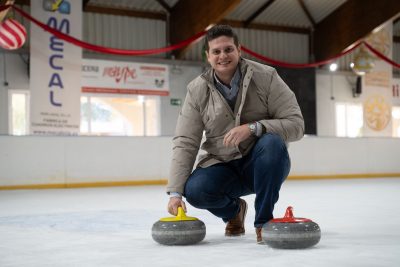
top-left (262, 206), bottom-right (321, 249)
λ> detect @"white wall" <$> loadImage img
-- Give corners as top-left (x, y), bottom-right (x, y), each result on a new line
top-left (0, 135), bottom-right (399, 187)
top-left (316, 71), bottom-right (362, 136)
top-left (160, 64), bottom-right (204, 135)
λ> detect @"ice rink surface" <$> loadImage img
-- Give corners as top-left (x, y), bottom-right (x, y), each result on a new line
top-left (0, 178), bottom-right (399, 267)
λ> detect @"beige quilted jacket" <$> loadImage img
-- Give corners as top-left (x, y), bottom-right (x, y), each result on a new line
top-left (167, 58), bottom-right (304, 194)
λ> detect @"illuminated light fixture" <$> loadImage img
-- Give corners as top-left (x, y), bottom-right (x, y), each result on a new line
top-left (329, 63), bottom-right (338, 72)
top-left (351, 47), bottom-right (374, 76)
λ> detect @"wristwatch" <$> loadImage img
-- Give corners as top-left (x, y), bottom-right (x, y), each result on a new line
top-left (248, 122), bottom-right (257, 136)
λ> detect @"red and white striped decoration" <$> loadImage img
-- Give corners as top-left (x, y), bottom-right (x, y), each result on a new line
top-left (0, 18), bottom-right (27, 50)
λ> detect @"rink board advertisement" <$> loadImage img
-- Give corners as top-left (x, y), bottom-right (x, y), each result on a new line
top-left (30, 0), bottom-right (82, 135)
top-left (82, 59), bottom-right (170, 96)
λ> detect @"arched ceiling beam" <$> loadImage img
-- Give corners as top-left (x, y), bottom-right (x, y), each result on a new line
top-left (155, 0), bottom-right (171, 13)
top-left (169, 0), bottom-right (242, 59)
top-left (314, 0), bottom-right (400, 61)
top-left (297, 0), bottom-right (315, 28)
top-left (82, 0), bottom-right (91, 11)
top-left (244, 0), bottom-right (276, 27)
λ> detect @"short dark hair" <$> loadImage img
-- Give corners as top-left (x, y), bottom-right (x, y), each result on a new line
top-left (204, 25), bottom-right (239, 52)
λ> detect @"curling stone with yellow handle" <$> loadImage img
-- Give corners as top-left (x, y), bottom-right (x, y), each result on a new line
top-left (152, 207), bottom-right (206, 245)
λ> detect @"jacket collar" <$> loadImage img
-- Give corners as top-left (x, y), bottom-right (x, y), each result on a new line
top-left (201, 58), bottom-right (249, 85)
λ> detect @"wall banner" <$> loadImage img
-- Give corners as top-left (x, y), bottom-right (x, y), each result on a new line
top-left (30, 0), bottom-right (82, 135)
top-left (362, 23), bottom-right (392, 136)
top-left (82, 59), bottom-right (170, 96)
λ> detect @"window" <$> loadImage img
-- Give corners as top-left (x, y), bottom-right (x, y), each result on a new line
top-left (8, 90), bottom-right (29, 135)
top-left (392, 106), bottom-right (400, 137)
top-left (80, 94), bottom-right (160, 136)
top-left (7, 91), bottom-right (160, 136)
top-left (335, 103), bottom-right (363, 137)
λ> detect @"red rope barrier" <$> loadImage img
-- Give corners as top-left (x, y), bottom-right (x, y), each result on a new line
top-left (241, 43), bottom-right (362, 68)
top-left (0, 4), bottom-right (10, 13)
top-left (363, 41), bottom-right (400, 69)
top-left (10, 5), bottom-right (206, 56)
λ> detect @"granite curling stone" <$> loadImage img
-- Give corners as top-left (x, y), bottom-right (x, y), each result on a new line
top-left (262, 206), bottom-right (321, 249)
top-left (152, 207), bottom-right (206, 245)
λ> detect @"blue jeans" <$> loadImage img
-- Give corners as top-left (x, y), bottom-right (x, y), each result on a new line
top-left (184, 134), bottom-right (290, 228)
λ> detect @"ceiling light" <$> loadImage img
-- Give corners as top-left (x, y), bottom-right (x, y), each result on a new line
top-left (351, 47), bottom-right (374, 76)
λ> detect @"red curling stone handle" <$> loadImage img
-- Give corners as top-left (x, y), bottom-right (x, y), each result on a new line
top-left (269, 206), bottom-right (312, 223)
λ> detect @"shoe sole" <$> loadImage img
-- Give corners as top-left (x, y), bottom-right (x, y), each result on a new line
top-left (225, 231), bottom-right (245, 236)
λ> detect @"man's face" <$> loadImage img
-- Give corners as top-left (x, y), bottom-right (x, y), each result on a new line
top-left (206, 36), bottom-right (241, 79)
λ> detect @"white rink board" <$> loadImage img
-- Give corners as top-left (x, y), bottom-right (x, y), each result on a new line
top-left (0, 135), bottom-right (399, 186)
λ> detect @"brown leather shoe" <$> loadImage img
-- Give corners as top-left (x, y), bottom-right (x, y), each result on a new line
top-left (255, 227), bottom-right (264, 244)
top-left (225, 199), bottom-right (247, 236)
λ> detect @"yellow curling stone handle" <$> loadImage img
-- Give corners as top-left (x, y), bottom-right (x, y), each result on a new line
top-left (160, 207), bottom-right (198, 222)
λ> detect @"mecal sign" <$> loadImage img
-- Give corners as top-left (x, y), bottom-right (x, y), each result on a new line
top-left (30, 0), bottom-right (82, 135)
